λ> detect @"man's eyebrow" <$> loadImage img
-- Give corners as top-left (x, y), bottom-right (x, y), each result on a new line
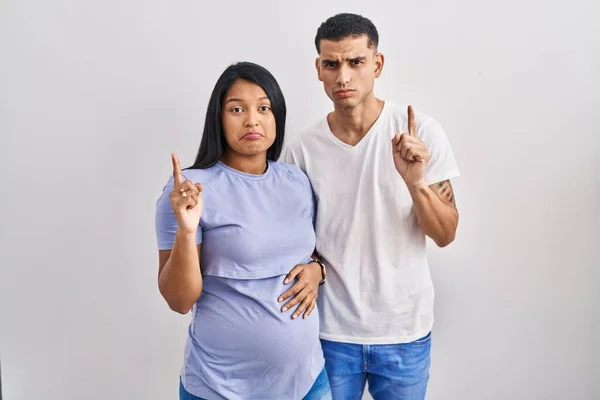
top-left (321, 56), bottom-right (366, 63)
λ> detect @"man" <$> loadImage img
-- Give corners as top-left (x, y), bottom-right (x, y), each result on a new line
top-left (278, 13), bottom-right (461, 400)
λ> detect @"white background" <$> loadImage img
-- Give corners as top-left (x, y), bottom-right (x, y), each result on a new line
top-left (1, 0), bottom-right (598, 399)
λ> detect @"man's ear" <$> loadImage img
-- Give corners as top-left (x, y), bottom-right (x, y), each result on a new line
top-left (315, 57), bottom-right (323, 82)
top-left (374, 52), bottom-right (385, 77)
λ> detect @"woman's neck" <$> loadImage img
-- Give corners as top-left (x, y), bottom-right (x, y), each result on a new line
top-left (220, 152), bottom-right (268, 175)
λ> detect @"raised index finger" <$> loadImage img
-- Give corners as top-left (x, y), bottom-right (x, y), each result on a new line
top-left (171, 153), bottom-right (182, 186)
top-left (408, 105), bottom-right (417, 137)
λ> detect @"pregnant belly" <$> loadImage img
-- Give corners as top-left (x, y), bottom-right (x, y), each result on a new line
top-left (190, 275), bottom-right (321, 367)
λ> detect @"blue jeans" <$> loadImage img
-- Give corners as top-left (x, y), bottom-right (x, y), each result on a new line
top-left (320, 332), bottom-right (432, 400)
top-left (179, 366), bottom-right (331, 399)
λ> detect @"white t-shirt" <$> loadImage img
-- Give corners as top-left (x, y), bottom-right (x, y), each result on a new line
top-left (280, 101), bottom-right (460, 344)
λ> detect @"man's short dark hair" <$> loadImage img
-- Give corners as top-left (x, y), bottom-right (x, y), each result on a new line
top-left (314, 13), bottom-right (379, 54)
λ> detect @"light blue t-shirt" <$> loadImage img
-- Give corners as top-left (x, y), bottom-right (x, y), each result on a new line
top-left (155, 160), bottom-right (325, 400)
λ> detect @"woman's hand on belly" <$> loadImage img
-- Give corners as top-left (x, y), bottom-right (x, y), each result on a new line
top-left (277, 261), bottom-right (323, 319)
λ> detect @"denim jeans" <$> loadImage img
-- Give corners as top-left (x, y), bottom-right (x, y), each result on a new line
top-left (179, 366), bottom-right (332, 400)
top-left (320, 332), bottom-right (432, 400)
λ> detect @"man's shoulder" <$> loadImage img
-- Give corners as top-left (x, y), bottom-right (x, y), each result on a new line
top-left (383, 101), bottom-right (435, 125)
top-left (290, 115), bottom-right (330, 144)
top-left (380, 101), bottom-right (450, 147)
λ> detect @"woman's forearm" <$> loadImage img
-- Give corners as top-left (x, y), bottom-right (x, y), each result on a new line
top-left (159, 230), bottom-right (203, 314)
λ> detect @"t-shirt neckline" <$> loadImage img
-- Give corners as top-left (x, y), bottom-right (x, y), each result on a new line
top-left (216, 159), bottom-right (273, 180)
top-left (323, 101), bottom-right (388, 151)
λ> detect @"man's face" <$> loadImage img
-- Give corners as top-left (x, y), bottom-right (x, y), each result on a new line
top-left (316, 35), bottom-right (383, 109)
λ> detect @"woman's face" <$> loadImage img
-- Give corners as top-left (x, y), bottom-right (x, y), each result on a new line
top-left (221, 79), bottom-right (276, 158)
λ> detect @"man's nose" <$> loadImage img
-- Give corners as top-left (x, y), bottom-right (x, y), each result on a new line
top-left (336, 65), bottom-right (351, 85)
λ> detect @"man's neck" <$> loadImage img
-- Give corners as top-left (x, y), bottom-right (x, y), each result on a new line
top-left (328, 96), bottom-right (384, 146)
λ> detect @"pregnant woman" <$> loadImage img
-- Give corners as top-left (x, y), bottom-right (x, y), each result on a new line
top-left (154, 61), bottom-right (330, 400)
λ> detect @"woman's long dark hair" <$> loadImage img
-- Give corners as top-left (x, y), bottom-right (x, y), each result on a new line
top-left (188, 62), bottom-right (287, 169)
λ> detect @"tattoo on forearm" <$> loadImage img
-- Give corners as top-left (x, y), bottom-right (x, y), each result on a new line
top-left (435, 180), bottom-right (456, 206)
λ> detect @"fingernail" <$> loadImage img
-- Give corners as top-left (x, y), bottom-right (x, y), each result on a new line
top-left (278, 297), bottom-right (283, 302)
top-left (292, 314), bottom-right (297, 319)
top-left (282, 307), bottom-right (288, 312)
top-left (284, 279), bottom-right (289, 284)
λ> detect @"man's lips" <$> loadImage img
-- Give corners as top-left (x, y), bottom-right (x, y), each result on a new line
top-left (334, 89), bottom-right (355, 97)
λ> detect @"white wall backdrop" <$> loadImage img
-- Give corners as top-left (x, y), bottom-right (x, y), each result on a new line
top-left (1, 0), bottom-right (598, 399)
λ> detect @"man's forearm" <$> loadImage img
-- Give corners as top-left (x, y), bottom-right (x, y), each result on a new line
top-left (408, 182), bottom-right (458, 247)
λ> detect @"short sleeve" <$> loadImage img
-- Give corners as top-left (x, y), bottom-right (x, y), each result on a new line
top-left (282, 161), bottom-right (317, 228)
top-left (419, 118), bottom-right (461, 185)
top-left (309, 180), bottom-right (317, 228)
top-left (298, 166), bottom-right (317, 228)
top-left (154, 176), bottom-right (203, 250)
top-left (278, 143), bottom-right (293, 164)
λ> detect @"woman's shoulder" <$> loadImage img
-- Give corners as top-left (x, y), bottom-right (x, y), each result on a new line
top-left (159, 163), bottom-right (221, 190)
top-left (271, 160), bottom-right (309, 180)
top-left (270, 161), bottom-right (312, 192)
top-left (181, 164), bottom-right (221, 183)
